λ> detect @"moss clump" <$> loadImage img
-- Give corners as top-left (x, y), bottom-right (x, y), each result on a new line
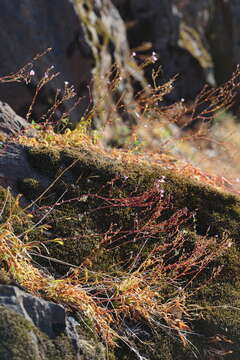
top-left (161, 173), bottom-right (240, 238)
top-left (18, 178), bottom-right (45, 201)
top-left (0, 269), bottom-right (12, 285)
top-left (26, 147), bottom-right (61, 178)
top-left (113, 321), bottom-right (196, 360)
top-left (18, 177), bottom-right (58, 205)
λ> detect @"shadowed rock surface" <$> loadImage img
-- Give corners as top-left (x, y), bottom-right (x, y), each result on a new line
top-left (0, 0), bottom-right (94, 125)
top-left (0, 101), bottom-right (35, 137)
top-left (177, 0), bottom-right (240, 85)
top-left (113, 0), bottom-right (240, 108)
top-left (113, 0), bottom-right (210, 102)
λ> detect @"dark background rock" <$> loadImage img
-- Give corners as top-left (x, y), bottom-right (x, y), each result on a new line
top-left (113, 0), bottom-right (208, 103)
top-left (176, 0), bottom-right (240, 84)
top-left (174, 0), bottom-right (240, 114)
top-left (0, 0), bottom-right (94, 126)
top-left (0, 0), bottom-right (239, 127)
top-left (113, 0), bottom-right (240, 111)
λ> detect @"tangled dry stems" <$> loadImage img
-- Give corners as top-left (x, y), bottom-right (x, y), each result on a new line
top-left (0, 182), bottom-right (232, 348)
top-left (0, 50), bottom-right (239, 351)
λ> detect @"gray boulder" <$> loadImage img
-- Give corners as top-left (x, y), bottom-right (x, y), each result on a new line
top-left (0, 142), bottom-right (52, 206)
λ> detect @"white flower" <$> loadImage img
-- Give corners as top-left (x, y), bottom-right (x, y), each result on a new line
top-left (157, 176), bottom-right (166, 183)
top-left (29, 70), bottom-right (35, 76)
top-left (151, 51), bottom-right (158, 63)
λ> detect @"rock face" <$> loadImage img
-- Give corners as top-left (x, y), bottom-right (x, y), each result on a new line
top-left (113, 0), bottom-right (240, 105)
top-left (177, 0), bottom-right (240, 84)
top-left (71, 0), bottom-right (147, 128)
top-left (0, 0), bottom-right (239, 128)
top-left (1, 125), bottom-right (240, 357)
top-left (0, 142), bottom-right (52, 206)
top-left (2, 141), bottom-right (240, 360)
top-left (113, 0), bottom-right (209, 102)
top-left (0, 0), bottom-right (94, 125)
top-left (0, 0), bottom-right (146, 130)
top-left (0, 101), bottom-right (35, 137)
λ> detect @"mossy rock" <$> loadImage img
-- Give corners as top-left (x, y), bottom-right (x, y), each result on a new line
top-left (13, 145), bottom-right (240, 358)
top-left (20, 146), bottom-right (240, 270)
top-left (0, 304), bottom-right (108, 360)
top-left (0, 305), bottom-right (76, 360)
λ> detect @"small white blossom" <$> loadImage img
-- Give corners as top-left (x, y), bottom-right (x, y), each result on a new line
top-left (151, 51), bottom-right (158, 63)
top-left (29, 70), bottom-right (35, 76)
top-left (158, 176), bottom-right (166, 183)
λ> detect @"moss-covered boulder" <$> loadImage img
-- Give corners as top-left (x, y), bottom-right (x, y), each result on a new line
top-left (0, 305), bottom-right (76, 360)
top-left (0, 142), bottom-right (240, 359)
top-left (14, 144), bottom-right (240, 358)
